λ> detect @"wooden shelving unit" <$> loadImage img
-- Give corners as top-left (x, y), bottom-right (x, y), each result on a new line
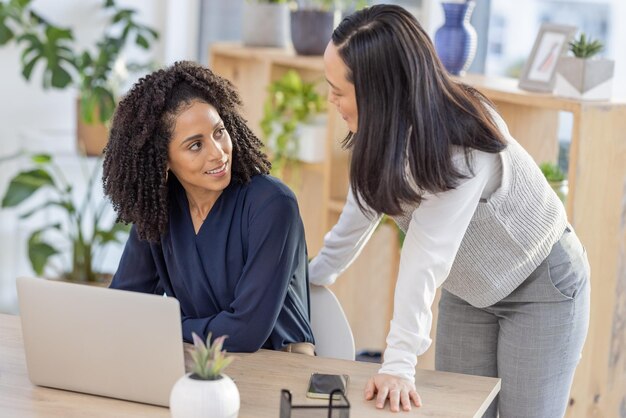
top-left (210, 43), bottom-right (626, 417)
top-left (460, 74), bottom-right (626, 418)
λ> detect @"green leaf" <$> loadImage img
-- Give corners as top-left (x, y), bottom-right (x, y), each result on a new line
top-left (50, 63), bottom-right (72, 88)
top-left (80, 93), bottom-right (96, 124)
top-left (78, 51), bottom-right (92, 69)
top-left (19, 200), bottom-right (75, 220)
top-left (144, 27), bottom-right (158, 39)
top-left (0, 19), bottom-right (14, 45)
top-left (45, 25), bottom-right (73, 43)
top-left (539, 162), bottom-right (565, 182)
top-left (569, 33), bottom-right (604, 59)
top-left (28, 9), bottom-right (46, 25)
top-left (93, 222), bottom-right (129, 245)
top-left (31, 153), bottom-right (51, 164)
top-left (96, 87), bottom-right (115, 123)
top-left (27, 231), bottom-right (59, 275)
top-left (17, 29), bottom-right (77, 90)
top-left (112, 9), bottom-right (133, 24)
top-left (135, 33), bottom-right (148, 49)
top-left (16, 0), bottom-right (33, 8)
top-left (1, 169), bottom-right (55, 207)
top-left (21, 55), bottom-right (40, 80)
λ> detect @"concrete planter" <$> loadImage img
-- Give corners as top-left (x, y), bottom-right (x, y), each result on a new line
top-left (290, 10), bottom-right (335, 55)
top-left (555, 56), bottom-right (615, 100)
top-left (242, 2), bottom-right (290, 48)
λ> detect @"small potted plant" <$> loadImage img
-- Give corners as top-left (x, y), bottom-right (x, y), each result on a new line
top-left (539, 162), bottom-right (568, 203)
top-left (554, 33), bottom-right (615, 100)
top-left (1, 153), bottom-right (129, 284)
top-left (261, 70), bottom-right (327, 177)
top-left (242, 0), bottom-right (291, 48)
top-left (170, 332), bottom-right (240, 418)
top-left (290, 0), bottom-right (337, 55)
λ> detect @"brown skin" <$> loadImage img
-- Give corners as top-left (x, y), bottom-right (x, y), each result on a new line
top-left (167, 101), bottom-right (233, 234)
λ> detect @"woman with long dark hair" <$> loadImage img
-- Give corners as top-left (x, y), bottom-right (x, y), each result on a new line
top-left (310, 5), bottom-right (589, 416)
top-left (103, 61), bottom-right (314, 355)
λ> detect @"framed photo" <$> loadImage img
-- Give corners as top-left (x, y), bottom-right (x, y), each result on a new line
top-left (518, 23), bottom-right (577, 92)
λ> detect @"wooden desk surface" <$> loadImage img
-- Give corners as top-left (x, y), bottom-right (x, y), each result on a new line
top-left (0, 314), bottom-right (500, 417)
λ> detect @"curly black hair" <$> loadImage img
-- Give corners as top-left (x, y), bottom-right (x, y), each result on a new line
top-left (103, 61), bottom-right (271, 242)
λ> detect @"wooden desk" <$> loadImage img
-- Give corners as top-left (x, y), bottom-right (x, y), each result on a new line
top-left (0, 314), bottom-right (500, 417)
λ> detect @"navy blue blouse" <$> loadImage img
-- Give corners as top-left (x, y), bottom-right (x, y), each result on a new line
top-left (110, 174), bottom-right (315, 352)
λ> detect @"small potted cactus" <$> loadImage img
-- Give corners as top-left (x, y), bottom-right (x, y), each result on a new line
top-left (170, 332), bottom-right (240, 418)
top-left (554, 33), bottom-right (615, 100)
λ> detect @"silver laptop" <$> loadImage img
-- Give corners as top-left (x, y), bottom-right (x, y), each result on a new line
top-left (16, 276), bottom-right (185, 407)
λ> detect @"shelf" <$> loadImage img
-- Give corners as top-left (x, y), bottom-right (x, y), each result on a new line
top-left (211, 42), bottom-right (325, 71)
top-left (458, 73), bottom-right (626, 113)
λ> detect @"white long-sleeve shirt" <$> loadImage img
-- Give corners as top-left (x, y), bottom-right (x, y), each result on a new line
top-left (309, 150), bottom-right (502, 381)
top-left (309, 108), bottom-right (568, 382)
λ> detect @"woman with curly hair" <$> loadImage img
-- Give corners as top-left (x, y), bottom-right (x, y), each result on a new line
top-left (103, 61), bottom-right (315, 355)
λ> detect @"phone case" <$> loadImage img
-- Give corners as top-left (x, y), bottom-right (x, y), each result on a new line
top-left (306, 373), bottom-right (349, 399)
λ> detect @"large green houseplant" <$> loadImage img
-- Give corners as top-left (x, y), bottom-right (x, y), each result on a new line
top-left (0, 0), bottom-right (159, 153)
top-left (1, 153), bottom-right (129, 283)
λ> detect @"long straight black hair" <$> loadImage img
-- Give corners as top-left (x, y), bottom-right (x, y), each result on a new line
top-left (332, 4), bottom-right (506, 216)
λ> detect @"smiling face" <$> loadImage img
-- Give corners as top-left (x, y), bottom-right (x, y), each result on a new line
top-left (323, 41), bottom-right (358, 133)
top-left (167, 100), bottom-right (233, 204)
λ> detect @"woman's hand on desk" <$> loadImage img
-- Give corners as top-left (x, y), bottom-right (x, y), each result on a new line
top-left (365, 373), bottom-right (422, 412)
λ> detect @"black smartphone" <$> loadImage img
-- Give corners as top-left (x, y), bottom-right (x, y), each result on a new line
top-left (306, 373), bottom-right (349, 400)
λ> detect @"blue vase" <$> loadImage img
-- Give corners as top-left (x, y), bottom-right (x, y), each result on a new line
top-left (434, 1), bottom-right (477, 76)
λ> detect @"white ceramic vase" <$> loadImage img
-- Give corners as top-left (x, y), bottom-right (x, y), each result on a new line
top-left (170, 373), bottom-right (240, 418)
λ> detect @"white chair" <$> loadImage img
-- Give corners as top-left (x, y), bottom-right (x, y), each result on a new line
top-left (309, 285), bottom-right (355, 360)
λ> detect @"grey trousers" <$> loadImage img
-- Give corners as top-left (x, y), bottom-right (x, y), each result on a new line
top-left (435, 226), bottom-right (590, 418)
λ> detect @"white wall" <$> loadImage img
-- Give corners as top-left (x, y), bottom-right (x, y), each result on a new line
top-left (0, 0), bottom-right (172, 313)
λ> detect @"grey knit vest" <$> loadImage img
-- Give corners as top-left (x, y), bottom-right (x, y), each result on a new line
top-left (391, 126), bottom-right (567, 308)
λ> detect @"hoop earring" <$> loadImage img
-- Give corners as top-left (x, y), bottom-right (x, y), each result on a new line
top-left (165, 169), bottom-right (169, 182)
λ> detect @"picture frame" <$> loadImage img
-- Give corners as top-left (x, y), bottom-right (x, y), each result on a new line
top-left (518, 23), bottom-right (577, 92)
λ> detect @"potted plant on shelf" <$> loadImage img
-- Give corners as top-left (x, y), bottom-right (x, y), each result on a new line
top-left (0, 0), bottom-right (159, 155)
top-left (539, 162), bottom-right (568, 203)
top-left (170, 332), bottom-right (239, 418)
top-left (242, 0), bottom-right (291, 48)
top-left (290, 1), bottom-right (369, 55)
top-left (1, 153), bottom-right (129, 284)
top-left (554, 33), bottom-right (615, 101)
top-left (291, 0), bottom-right (337, 55)
top-left (261, 70), bottom-right (327, 178)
